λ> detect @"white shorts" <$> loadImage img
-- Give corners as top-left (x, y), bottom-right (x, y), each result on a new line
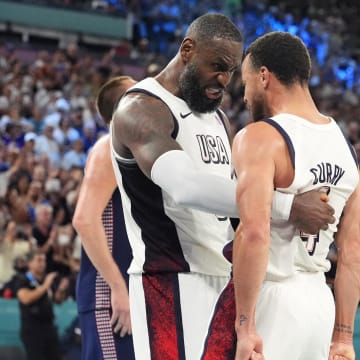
top-left (129, 272), bottom-right (229, 360)
top-left (201, 272), bottom-right (335, 360)
top-left (257, 272), bottom-right (335, 360)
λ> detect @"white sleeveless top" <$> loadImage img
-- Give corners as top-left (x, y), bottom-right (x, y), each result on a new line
top-left (266, 113), bottom-right (359, 281)
top-left (111, 78), bottom-right (234, 276)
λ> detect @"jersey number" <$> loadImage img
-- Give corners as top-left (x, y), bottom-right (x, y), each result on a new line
top-left (300, 232), bottom-right (319, 256)
top-left (300, 186), bottom-right (330, 256)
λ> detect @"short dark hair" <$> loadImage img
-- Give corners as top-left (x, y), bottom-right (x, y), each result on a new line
top-left (186, 13), bottom-right (243, 44)
top-left (95, 75), bottom-right (134, 124)
top-left (245, 31), bottom-right (311, 85)
top-left (26, 249), bottom-right (45, 262)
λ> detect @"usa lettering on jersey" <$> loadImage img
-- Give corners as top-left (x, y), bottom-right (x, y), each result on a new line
top-left (196, 135), bottom-right (229, 164)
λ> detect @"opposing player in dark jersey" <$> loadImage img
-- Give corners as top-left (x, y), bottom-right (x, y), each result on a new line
top-left (73, 76), bottom-right (136, 360)
top-left (110, 14), bottom-right (336, 360)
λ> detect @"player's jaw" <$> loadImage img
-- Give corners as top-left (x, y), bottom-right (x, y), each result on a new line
top-left (180, 63), bottom-right (223, 113)
top-left (249, 95), bottom-right (269, 122)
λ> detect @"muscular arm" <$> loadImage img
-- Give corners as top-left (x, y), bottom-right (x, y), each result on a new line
top-left (112, 93), bottom-right (297, 219)
top-left (329, 177), bottom-right (360, 360)
top-left (72, 136), bottom-right (130, 336)
top-left (231, 123), bottom-right (292, 359)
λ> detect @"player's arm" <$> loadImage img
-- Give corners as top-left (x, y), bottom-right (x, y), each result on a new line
top-left (112, 93), bottom-right (239, 216)
top-left (112, 94), bottom-right (334, 226)
top-left (329, 176), bottom-right (360, 360)
top-left (232, 122), bottom-right (291, 359)
top-left (72, 136), bottom-right (131, 337)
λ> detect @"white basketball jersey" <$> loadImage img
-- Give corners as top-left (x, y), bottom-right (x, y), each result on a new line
top-left (110, 78), bottom-right (234, 276)
top-left (266, 114), bottom-right (359, 281)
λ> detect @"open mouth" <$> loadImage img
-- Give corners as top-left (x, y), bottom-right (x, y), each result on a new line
top-left (205, 87), bottom-right (223, 100)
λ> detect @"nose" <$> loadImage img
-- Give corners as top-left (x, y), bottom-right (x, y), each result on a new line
top-left (217, 71), bottom-right (232, 88)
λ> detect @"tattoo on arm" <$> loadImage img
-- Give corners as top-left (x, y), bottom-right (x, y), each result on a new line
top-left (334, 323), bottom-right (353, 336)
top-left (239, 314), bottom-right (248, 326)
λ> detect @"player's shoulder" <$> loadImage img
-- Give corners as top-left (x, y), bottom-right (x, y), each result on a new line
top-left (85, 135), bottom-right (111, 170)
top-left (88, 134), bottom-right (109, 157)
top-left (113, 91), bottom-right (175, 147)
top-left (235, 121), bottom-right (283, 141)
top-left (116, 90), bottom-right (170, 117)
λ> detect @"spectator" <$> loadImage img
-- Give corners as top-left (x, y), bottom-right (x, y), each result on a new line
top-left (45, 177), bottom-right (71, 225)
top-left (61, 138), bottom-right (86, 171)
top-left (32, 203), bottom-right (58, 273)
top-left (53, 115), bottom-right (80, 153)
top-left (14, 249), bottom-right (62, 360)
top-left (34, 123), bottom-right (61, 169)
top-left (25, 179), bottom-right (49, 223)
top-left (0, 220), bottom-right (32, 287)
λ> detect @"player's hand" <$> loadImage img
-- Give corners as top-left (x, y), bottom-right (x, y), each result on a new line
top-left (235, 333), bottom-right (264, 360)
top-left (289, 188), bottom-right (335, 234)
top-left (110, 284), bottom-right (132, 337)
top-left (329, 341), bottom-right (355, 360)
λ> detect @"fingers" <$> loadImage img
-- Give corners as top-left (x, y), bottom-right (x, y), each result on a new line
top-left (110, 313), bottom-right (132, 337)
top-left (320, 193), bottom-right (329, 202)
top-left (113, 320), bottom-right (124, 335)
top-left (113, 319), bottom-right (129, 337)
top-left (321, 223), bottom-right (329, 231)
top-left (120, 324), bottom-right (129, 338)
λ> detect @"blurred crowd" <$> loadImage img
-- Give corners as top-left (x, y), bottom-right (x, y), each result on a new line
top-left (0, 0), bottom-right (359, 319)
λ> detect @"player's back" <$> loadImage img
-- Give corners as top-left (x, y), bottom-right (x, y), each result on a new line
top-left (266, 113), bottom-right (359, 280)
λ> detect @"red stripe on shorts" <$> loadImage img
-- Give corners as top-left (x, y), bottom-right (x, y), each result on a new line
top-left (142, 273), bottom-right (185, 360)
top-left (201, 278), bottom-right (236, 360)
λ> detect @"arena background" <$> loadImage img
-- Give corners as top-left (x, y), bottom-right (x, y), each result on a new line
top-left (0, 0), bottom-right (359, 359)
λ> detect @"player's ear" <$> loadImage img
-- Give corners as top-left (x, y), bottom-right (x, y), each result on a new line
top-left (180, 38), bottom-right (195, 63)
top-left (260, 66), bottom-right (270, 88)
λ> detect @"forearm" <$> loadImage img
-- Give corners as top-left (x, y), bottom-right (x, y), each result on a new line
top-left (333, 261), bottom-right (360, 344)
top-left (151, 150), bottom-right (238, 217)
top-left (151, 150), bottom-right (293, 219)
top-left (18, 284), bottom-right (48, 305)
top-left (233, 225), bottom-right (269, 334)
top-left (40, 240), bottom-right (52, 254)
top-left (76, 220), bottom-right (127, 290)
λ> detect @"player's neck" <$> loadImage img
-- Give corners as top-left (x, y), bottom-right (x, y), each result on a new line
top-left (155, 58), bottom-right (178, 93)
top-left (270, 87), bottom-right (326, 123)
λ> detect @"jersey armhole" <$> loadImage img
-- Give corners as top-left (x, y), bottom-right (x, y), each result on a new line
top-left (260, 118), bottom-right (295, 169)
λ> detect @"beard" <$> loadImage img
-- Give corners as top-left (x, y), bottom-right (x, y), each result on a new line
top-left (179, 63), bottom-right (222, 113)
top-left (250, 94), bottom-right (270, 122)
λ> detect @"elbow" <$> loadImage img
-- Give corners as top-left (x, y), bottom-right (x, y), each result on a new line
top-left (339, 235), bottom-right (360, 266)
top-left (237, 223), bottom-right (270, 247)
top-left (171, 187), bottom-right (192, 208)
top-left (21, 299), bottom-right (31, 306)
top-left (17, 294), bottom-right (31, 305)
top-left (72, 211), bottom-right (90, 236)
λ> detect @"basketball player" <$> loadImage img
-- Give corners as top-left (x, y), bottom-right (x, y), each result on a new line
top-left (201, 32), bottom-right (359, 360)
top-left (111, 15), bottom-right (336, 360)
top-left (73, 76), bottom-right (137, 360)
